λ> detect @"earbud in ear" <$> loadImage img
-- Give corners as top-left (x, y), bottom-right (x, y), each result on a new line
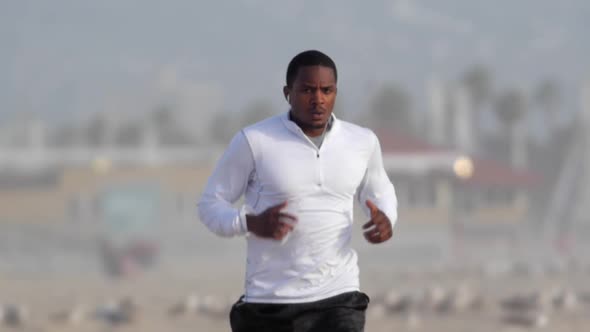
top-left (287, 95), bottom-right (291, 103)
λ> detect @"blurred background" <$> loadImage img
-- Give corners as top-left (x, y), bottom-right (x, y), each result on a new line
top-left (1, 1), bottom-right (589, 331)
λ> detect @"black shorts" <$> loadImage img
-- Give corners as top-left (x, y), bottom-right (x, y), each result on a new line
top-left (229, 291), bottom-right (370, 332)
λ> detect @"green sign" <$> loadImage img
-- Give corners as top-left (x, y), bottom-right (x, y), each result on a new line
top-left (101, 183), bottom-right (161, 239)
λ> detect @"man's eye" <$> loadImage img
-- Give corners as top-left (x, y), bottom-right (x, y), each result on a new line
top-left (322, 88), bottom-right (333, 94)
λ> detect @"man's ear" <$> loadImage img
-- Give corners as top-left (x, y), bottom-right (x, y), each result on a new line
top-left (283, 86), bottom-right (290, 103)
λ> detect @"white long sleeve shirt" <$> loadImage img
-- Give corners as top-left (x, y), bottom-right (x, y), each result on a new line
top-left (197, 111), bottom-right (397, 303)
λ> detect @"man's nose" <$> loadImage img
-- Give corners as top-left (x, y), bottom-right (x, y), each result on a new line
top-left (311, 89), bottom-right (324, 105)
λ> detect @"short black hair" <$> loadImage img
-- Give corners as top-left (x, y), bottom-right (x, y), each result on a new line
top-left (286, 50), bottom-right (337, 88)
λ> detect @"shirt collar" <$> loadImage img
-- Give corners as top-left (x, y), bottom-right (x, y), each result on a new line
top-left (281, 110), bottom-right (338, 137)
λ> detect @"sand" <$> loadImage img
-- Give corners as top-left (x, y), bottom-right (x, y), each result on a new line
top-left (2, 267), bottom-right (589, 332)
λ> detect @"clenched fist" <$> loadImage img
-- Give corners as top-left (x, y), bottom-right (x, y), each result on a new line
top-left (246, 201), bottom-right (298, 241)
top-left (362, 200), bottom-right (392, 244)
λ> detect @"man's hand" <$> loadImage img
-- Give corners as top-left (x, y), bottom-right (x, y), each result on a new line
top-left (246, 201), bottom-right (297, 241)
top-left (362, 200), bottom-right (392, 244)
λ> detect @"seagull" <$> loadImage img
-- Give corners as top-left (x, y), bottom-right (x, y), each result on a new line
top-left (383, 290), bottom-right (415, 314)
top-left (436, 285), bottom-right (484, 313)
top-left (1, 304), bottom-right (29, 327)
top-left (200, 295), bottom-right (230, 317)
top-left (500, 292), bottom-right (546, 312)
top-left (365, 302), bottom-right (387, 319)
top-left (168, 293), bottom-right (200, 317)
top-left (49, 305), bottom-right (87, 325)
top-left (577, 290), bottom-right (590, 306)
top-left (418, 284), bottom-right (447, 312)
top-left (93, 296), bottom-right (138, 326)
top-left (502, 311), bottom-right (549, 328)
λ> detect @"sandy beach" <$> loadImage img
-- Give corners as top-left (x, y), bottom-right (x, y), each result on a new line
top-left (2, 264), bottom-right (590, 332)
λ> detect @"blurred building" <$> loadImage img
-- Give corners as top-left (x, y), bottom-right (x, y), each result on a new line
top-left (0, 122), bottom-right (539, 227)
top-left (379, 131), bottom-right (539, 227)
top-left (0, 113), bottom-right (216, 232)
top-left (372, 128), bottom-right (541, 264)
top-left (0, 103), bottom-right (545, 269)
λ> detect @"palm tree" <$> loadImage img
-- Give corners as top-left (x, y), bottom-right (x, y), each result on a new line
top-left (494, 89), bottom-right (528, 168)
top-left (209, 112), bottom-right (231, 145)
top-left (367, 83), bottom-right (413, 133)
top-left (150, 103), bottom-right (177, 139)
top-left (240, 99), bottom-right (275, 127)
top-left (51, 124), bottom-right (78, 147)
top-left (461, 64), bottom-right (493, 109)
top-left (149, 104), bottom-right (195, 146)
top-left (86, 113), bottom-right (109, 147)
top-left (533, 78), bottom-right (562, 133)
top-left (461, 64), bottom-right (493, 153)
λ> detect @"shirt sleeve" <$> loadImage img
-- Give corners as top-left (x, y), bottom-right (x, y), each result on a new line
top-left (197, 130), bottom-right (254, 237)
top-left (356, 133), bottom-right (398, 228)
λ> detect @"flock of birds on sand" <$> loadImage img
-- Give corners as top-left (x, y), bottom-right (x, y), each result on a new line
top-left (365, 283), bottom-right (590, 330)
top-left (0, 293), bottom-right (230, 329)
top-left (2, 284), bottom-right (590, 330)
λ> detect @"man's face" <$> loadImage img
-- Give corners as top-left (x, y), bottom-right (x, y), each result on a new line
top-left (284, 65), bottom-right (337, 135)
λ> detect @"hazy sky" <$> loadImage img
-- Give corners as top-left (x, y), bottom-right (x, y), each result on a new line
top-left (1, 0), bottom-right (588, 124)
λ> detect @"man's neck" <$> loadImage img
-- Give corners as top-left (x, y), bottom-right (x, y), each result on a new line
top-left (289, 111), bottom-right (332, 137)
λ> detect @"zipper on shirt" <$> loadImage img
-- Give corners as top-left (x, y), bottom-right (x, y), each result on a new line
top-left (316, 147), bottom-right (322, 187)
top-left (287, 124), bottom-right (324, 187)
